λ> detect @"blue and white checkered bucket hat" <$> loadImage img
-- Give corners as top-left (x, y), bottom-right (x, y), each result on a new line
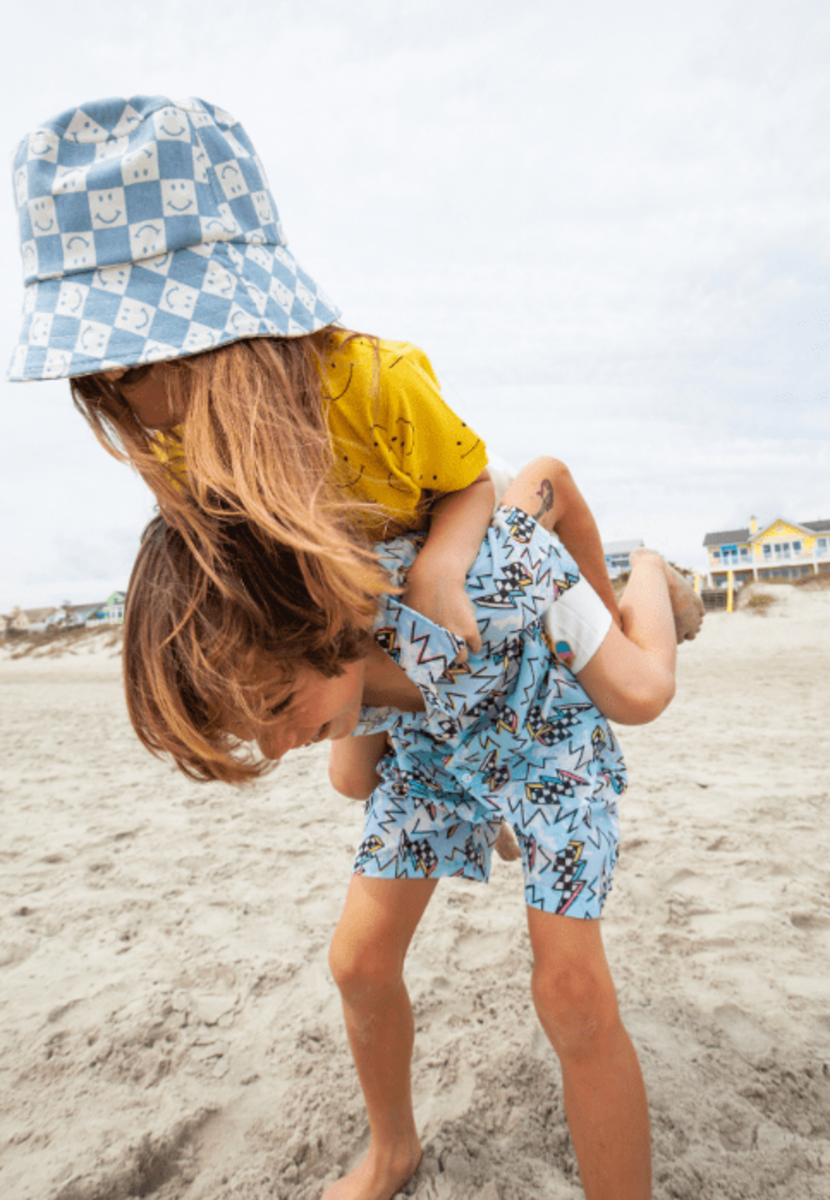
top-left (8, 95), bottom-right (341, 381)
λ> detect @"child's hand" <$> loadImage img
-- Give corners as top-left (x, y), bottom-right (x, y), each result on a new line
top-left (402, 572), bottom-right (482, 662)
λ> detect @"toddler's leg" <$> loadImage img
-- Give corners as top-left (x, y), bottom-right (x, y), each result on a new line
top-left (527, 910), bottom-right (651, 1200)
top-left (324, 876), bottom-right (438, 1200)
top-left (545, 460), bottom-right (622, 627)
top-left (630, 549), bottom-right (704, 643)
top-left (494, 821), bottom-right (521, 861)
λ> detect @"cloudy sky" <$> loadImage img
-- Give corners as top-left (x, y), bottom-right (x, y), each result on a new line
top-left (1, 0), bottom-right (827, 610)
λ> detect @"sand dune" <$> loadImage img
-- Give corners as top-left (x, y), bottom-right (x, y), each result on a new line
top-left (1, 584), bottom-right (829, 1199)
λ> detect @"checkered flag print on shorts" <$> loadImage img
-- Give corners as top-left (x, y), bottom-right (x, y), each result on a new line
top-left (550, 842), bottom-right (587, 910)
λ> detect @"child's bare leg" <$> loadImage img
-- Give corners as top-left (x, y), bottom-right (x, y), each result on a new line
top-left (324, 876), bottom-right (438, 1200)
top-left (500, 457), bottom-right (620, 625)
top-left (577, 548), bottom-right (677, 725)
top-left (494, 821), bottom-right (521, 861)
top-left (545, 460), bottom-right (622, 627)
top-left (618, 549), bottom-right (677, 673)
top-left (630, 549), bottom-right (704, 643)
top-left (527, 910), bottom-right (651, 1200)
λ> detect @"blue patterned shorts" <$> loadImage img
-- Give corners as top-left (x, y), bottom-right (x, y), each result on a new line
top-left (351, 507), bottom-right (625, 920)
top-left (354, 763), bottom-right (620, 920)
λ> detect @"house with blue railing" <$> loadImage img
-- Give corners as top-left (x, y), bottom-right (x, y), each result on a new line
top-left (703, 517), bottom-right (830, 588)
top-left (86, 592), bottom-right (127, 625)
top-left (603, 539), bottom-right (644, 580)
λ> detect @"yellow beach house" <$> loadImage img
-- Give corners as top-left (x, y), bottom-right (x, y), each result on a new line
top-left (703, 517), bottom-right (830, 588)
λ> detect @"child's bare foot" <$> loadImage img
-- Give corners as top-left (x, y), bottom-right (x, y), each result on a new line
top-left (663, 561), bottom-right (705, 642)
top-left (321, 1143), bottom-right (422, 1200)
top-left (630, 549), bottom-right (705, 643)
top-left (494, 821), bottom-right (521, 861)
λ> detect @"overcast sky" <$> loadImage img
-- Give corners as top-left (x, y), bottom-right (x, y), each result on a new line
top-left (1, 0), bottom-right (827, 610)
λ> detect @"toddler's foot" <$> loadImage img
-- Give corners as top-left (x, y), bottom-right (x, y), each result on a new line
top-left (321, 1144), bottom-right (422, 1200)
top-left (494, 822), bottom-right (521, 862)
top-left (664, 562), bottom-right (705, 642)
top-left (630, 549), bottom-right (705, 642)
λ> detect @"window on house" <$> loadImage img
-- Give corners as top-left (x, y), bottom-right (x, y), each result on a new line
top-left (818, 538), bottom-right (828, 553)
top-left (793, 541), bottom-right (802, 553)
top-left (763, 544), bottom-right (772, 558)
top-left (740, 547), bottom-right (749, 558)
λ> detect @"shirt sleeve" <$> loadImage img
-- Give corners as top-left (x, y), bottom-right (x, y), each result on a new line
top-left (380, 343), bottom-right (489, 494)
top-left (368, 535), bottom-right (465, 718)
top-left (542, 579), bottom-right (612, 673)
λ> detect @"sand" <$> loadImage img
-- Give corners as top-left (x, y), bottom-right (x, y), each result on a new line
top-left (1, 584), bottom-right (829, 1200)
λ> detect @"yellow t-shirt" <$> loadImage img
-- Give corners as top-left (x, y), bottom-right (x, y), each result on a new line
top-left (151, 332), bottom-right (488, 531)
top-left (320, 332), bottom-right (488, 529)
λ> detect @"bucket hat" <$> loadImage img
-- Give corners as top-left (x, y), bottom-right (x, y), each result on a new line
top-left (8, 95), bottom-right (340, 381)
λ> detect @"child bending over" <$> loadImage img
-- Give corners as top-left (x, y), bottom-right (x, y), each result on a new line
top-left (10, 94), bottom-right (623, 859)
top-left (122, 457), bottom-right (702, 1200)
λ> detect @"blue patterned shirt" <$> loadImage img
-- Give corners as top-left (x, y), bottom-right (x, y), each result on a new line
top-left (354, 507), bottom-right (627, 818)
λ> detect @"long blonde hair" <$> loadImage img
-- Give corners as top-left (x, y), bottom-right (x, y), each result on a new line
top-left (71, 332), bottom-right (390, 636)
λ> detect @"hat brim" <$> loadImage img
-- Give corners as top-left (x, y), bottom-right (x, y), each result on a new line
top-left (8, 239), bottom-right (341, 381)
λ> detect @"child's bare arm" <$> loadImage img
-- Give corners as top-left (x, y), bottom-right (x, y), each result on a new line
top-left (329, 732), bottom-right (390, 800)
top-left (403, 469), bottom-right (495, 658)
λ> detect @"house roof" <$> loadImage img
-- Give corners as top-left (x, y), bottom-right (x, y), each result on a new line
top-left (603, 539), bottom-right (644, 556)
top-left (754, 518), bottom-right (830, 540)
top-left (704, 518), bottom-right (830, 547)
top-left (21, 606), bottom-right (60, 623)
top-left (599, 540), bottom-right (642, 556)
top-left (703, 528), bottom-right (750, 548)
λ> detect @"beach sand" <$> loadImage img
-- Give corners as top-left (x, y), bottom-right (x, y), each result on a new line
top-left (1, 584), bottom-right (829, 1200)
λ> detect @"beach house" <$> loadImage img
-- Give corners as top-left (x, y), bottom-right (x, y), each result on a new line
top-left (602, 539), bottom-right (644, 579)
top-left (703, 517), bottom-right (830, 588)
top-left (86, 592), bottom-right (127, 625)
top-left (2, 606), bottom-right (61, 634)
top-left (60, 601), bottom-right (109, 628)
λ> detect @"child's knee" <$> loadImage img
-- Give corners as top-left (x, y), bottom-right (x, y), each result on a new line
top-left (531, 959), bottom-right (621, 1061)
top-left (328, 921), bottom-right (401, 1001)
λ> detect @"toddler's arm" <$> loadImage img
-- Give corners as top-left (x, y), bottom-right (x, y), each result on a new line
top-left (329, 731), bottom-right (390, 800)
top-left (402, 469), bottom-right (495, 658)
